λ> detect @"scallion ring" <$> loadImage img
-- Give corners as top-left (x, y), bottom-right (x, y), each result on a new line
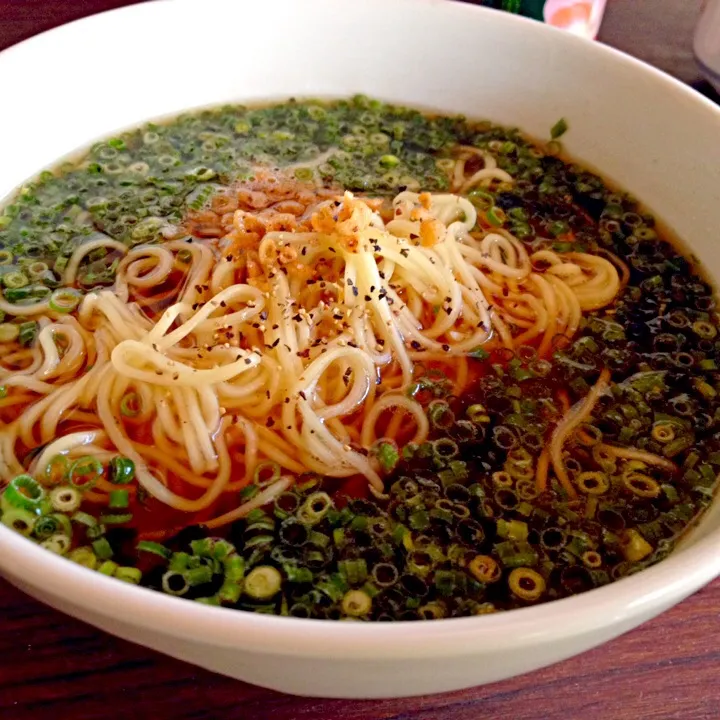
top-left (3, 474), bottom-right (46, 514)
top-left (40, 533), bottom-right (71, 555)
top-left (1, 507), bottom-right (37, 536)
top-left (68, 456), bottom-right (104, 491)
top-left (49, 287), bottom-right (83, 313)
top-left (50, 485), bottom-right (81, 513)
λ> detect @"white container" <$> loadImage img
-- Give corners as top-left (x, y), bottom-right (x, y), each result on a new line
top-left (2, 0), bottom-right (720, 699)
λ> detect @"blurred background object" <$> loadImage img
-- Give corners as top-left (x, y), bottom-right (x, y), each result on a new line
top-left (478, 0), bottom-right (607, 38)
top-left (695, 0), bottom-right (720, 92)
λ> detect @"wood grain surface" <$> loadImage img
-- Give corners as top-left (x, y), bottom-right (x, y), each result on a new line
top-left (1, 2), bottom-right (718, 718)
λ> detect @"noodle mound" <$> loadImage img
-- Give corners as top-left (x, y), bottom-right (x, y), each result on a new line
top-left (0, 170), bottom-right (620, 523)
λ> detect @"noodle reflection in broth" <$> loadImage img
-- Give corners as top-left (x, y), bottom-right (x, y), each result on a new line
top-left (0, 98), bottom-right (715, 619)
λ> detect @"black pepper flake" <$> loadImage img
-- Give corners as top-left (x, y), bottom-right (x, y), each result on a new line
top-left (379, 271), bottom-right (386, 279)
top-left (347, 341), bottom-right (358, 348)
top-left (377, 339), bottom-right (386, 347)
top-left (265, 390), bottom-right (271, 399)
top-left (329, 247), bottom-right (336, 253)
top-left (284, 344), bottom-right (291, 352)
top-left (271, 338), bottom-right (280, 348)
top-left (410, 340), bottom-right (422, 350)
top-left (244, 358), bottom-right (252, 365)
top-left (364, 294), bottom-right (372, 301)
top-left (342, 368), bottom-right (352, 386)
top-left (284, 397), bottom-right (290, 404)
top-left (444, 307), bottom-right (452, 315)
top-left (409, 233), bottom-right (419, 240)
top-left (226, 255), bottom-right (233, 262)
top-left (260, 311), bottom-right (268, 321)
top-left (347, 279), bottom-right (354, 286)
top-left (194, 284), bottom-right (203, 293)
top-left (442, 344), bottom-right (450, 351)
top-left (266, 417), bottom-right (275, 427)
top-left (292, 313), bottom-right (303, 322)
top-left (301, 246), bottom-right (307, 256)
top-left (400, 248), bottom-right (409, 257)
top-left (220, 301), bottom-right (227, 308)
top-left (307, 279), bottom-right (317, 285)
top-left (298, 391), bottom-right (307, 401)
top-left (352, 287), bottom-right (359, 297)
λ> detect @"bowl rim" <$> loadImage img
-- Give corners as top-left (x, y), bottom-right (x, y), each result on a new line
top-left (2, 0), bottom-right (720, 661)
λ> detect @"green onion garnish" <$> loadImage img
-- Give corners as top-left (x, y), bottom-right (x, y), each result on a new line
top-left (550, 117), bottom-right (569, 139)
top-left (0, 323), bottom-right (19, 342)
top-left (2, 474), bottom-right (45, 514)
top-left (49, 486), bottom-right (81, 513)
top-left (108, 490), bottom-right (130, 509)
top-left (49, 287), bottom-right (83, 313)
top-left (68, 456), bottom-right (103, 491)
top-left (137, 540), bottom-right (172, 559)
top-left (100, 513), bottom-right (133, 525)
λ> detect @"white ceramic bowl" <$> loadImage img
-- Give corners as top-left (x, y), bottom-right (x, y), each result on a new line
top-left (2, 0), bottom-right (720, 700)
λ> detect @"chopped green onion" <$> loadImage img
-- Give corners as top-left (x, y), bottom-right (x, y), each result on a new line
top-left (185, 566), bottom-right (213, 586)
top-left (68, 546), bottom-right (98, 570)
top-left (115, 566), bottom-right (142, 584)
top-left (338, 558), bottom-right (368, 585)
top-left (162, 570), bottom-right (190, 596)
top-left (49, 486), bottom-right (81, 513)
top-left (44, 455), bottom-right (69, 486)
top-left (100, 513), bottom-right (133, 525)
top-left (108, 490), bottom-right (130, 509)
top-left (98, 560), bottom-right (119, 576)
top-left (253, 461), bottom-right (281, 487)
top-left (168, 552), bottom-right (191, 573)
top-left (244, 565), bottom-right (282, 600)
top-left (92, 537), bottom-right (113, 560)
top-left (40, 533), bottom-right (71, 555)
top-left (373, 439), bottom-right (399, 472)
top-left (119, 393), bottom-right (142, 418)
top-left (49, 288), bottom-right (83, 313)
top-left (1, 507), bottom-right (36, 536)
top-left (297, 492), bottom-right (333, 525)
top-left (2, 474), bottom-right (45, 514)
top-left (71, 511), bottom-right (98, 529)
top-left (68, 456), bottom-right (103, 491)
top-left (550, 117), bottom-right (569, 139)
top-left (341, 589), bottom-right (372, 617)
top-left (137, 540), bottom-right (172, 559)
top-left (0, 323), bottom-right (19, 342)
top-left (109, 457), bottom-right (135, 484)
top-left (2, 271), bottom-right (28, 289)
top-left (33, 514), bottom-right (63, 539)
top-left (486, 206), bottom-right (506, 227)
top-left (18, 321), bottom-right (39, 347)
top-left (240, 484), bottom-right (259, 500)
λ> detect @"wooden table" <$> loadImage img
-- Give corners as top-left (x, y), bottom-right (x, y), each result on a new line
top-left (1, 2), bottom-right (717, 718)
